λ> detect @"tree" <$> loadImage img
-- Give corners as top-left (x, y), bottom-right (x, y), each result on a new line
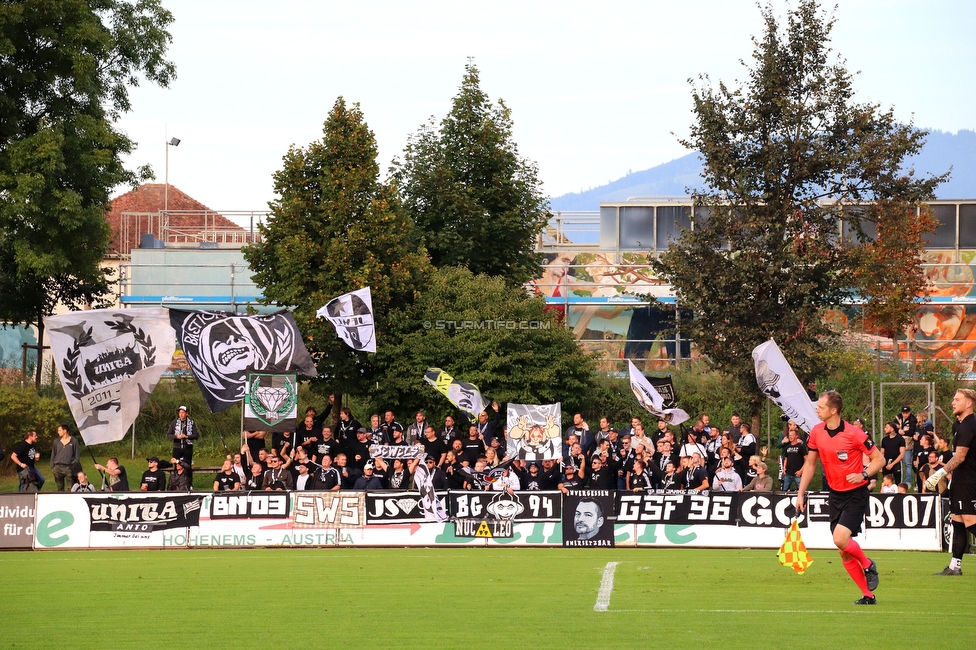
top-left (370, 266), bottom-right (594, 422)
top-left (0, 0), bottom-right (176, 386)
top-left (245, 98), bottom-right (431, 403)
top-left (392, 62), bottom-right (549, 287)
top-left (653, 0), bottom-right (947, 419)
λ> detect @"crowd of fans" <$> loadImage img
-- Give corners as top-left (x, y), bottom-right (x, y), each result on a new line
top-left (12, 397), bottom-right (955, 497)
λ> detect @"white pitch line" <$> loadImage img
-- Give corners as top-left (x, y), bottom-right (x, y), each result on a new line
top-left (608, 609), bottom-right (916, 615)
top-left (593, 561), bottom-right (619, 612)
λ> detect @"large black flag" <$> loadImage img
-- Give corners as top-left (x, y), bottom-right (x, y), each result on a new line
top-left (170, 310), bottom-right (317, 412)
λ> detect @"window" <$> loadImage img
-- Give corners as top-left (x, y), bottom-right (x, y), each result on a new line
top-left (656, 206), bottom-right (691, 250)
top-left (600, 207), bottom-right (619, 250)
top-left (840, 207), bottom-right (876, 243)
top-left (959, 204), bottom-right (976, 248)
top-left (619, 206), bottom-right (655, 249)
top-left (925, 204), bottom-right (956, 249)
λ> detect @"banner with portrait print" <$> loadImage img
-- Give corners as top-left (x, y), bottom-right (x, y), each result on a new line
top-left (562, 490), bottom-right (615, 547)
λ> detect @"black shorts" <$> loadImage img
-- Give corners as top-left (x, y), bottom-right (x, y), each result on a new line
top-left (948, 481), bottom-right (976, 516)
top-left (828, 485), bottom-right (870, 536)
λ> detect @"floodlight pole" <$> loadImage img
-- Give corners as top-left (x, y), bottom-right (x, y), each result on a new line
top-left (165, 136), bottom-right (180, 212)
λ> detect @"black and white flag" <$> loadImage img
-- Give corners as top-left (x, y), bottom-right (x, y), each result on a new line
top-left (628, 361), bottom-right (690, 425)
top-left (507, 403), bottom-right (562, 461)
top-left (316, 287), bottom-right (376, 353)
top-left (46, 308), bottom-right (176, 445)
top-left (752, 339), bottom-right (819, 432)
top-left (169, 310), bottom-right (317, 413)
top-left (414, 456), bottom-right (449, 522)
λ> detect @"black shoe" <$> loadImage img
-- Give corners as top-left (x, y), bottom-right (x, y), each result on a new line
top-left (864, 559), bottom-right (879, 591)
top-left (934, 566), bottom-right (962, 576)
top-left (853, 595), bottom-right (876, 605)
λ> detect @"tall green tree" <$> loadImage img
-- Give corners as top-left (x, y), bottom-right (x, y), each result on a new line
top-left (392, 62), bottom-right (549, 287)
top-left (653, 0), bottom-right (946, 418)
top-left (0, 0), bottom-right (175, 386)
top-left (245, 98), bottom-right (431, 402)
top-left (371, 266), bottom-right (594, 421)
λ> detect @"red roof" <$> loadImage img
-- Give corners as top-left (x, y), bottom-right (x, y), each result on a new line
top-left (106, 184), bottom-right (244, 255)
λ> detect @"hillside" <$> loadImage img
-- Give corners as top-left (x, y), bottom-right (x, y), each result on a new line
top-left (550, 129), bottom-right (976, 211)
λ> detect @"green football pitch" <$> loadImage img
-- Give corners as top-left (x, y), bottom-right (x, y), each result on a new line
top-left (0, 547), bottom-right (972, 649)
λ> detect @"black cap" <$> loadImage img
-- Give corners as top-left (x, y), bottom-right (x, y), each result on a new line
top-left (146, 456), bottom-right (159, 463)
top-left (901, 406), bottom-right (911, 413)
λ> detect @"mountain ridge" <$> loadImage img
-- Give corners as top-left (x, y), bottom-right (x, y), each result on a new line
top-left (550, 129), bottom-right (976, 211)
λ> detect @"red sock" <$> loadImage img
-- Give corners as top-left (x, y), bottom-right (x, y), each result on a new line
top-left (841, 538), bottom-right (870, 569)
top-left (843, 557), bottom-right (872, 596)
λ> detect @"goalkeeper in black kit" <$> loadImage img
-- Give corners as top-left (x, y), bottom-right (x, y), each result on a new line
top-left (927, 388), bottom-right (976, 576)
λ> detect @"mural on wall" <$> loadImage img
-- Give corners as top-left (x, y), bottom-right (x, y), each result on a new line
top-left (0, 325), bottom-right (38, 380)
top-left (530, 251), bottom-right (976, 372)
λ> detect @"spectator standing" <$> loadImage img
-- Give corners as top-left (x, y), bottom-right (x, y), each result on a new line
top-left (439, 416), bottom-right (461, 445)
top-left (314, 455), bottom-right (342, 491)
top-left (461, 426), bottom-right (486, 465)
top-left (337, 407), bottom-right (363, 445)
top-left (880, 422), bottom-right (906, 485)
top-left (780, 429), bottom-right (807, 492)
top-left (12, 430), bottom-right (44, 492)
top-left (565, 413), bottom-right (593, 455)
top-left (475, 402), bottom-right (501, 446)
top-left (50, 424), bottom-right (81, 491)
top-left (167, 406), bottom-right (199, 466)
top-left (896, 405), bottom-right (918, 486)
top-left (405, 411), bottom-right (427, 446)
top-left (262, 455), bottom-right (293, 490)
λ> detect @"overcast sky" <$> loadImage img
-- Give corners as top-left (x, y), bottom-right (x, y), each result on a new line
top-left (116, 0), bottom-right (976, 221)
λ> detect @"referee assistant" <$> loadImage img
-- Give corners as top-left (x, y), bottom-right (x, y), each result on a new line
top-left (796, 390), bottom-right (886, 605)
top-left (926, 388), bottom-right (976, 575)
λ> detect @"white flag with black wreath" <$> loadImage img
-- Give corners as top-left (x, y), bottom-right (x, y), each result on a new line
top-left (316, 287), bottom-right (376, 353)
top-left (46, 308), bottom-right (177, 445)
top-left (752, 339), bottom-right (820, 433)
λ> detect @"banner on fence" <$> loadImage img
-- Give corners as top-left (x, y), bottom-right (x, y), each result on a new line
top-left (563, 491), bottom-right (615, 547)
top-left (0, 494), bottom-right (35, 549)
top-left (27, 491), bottom-right (942, 551)
top-left (448, 491), bottom-right (561, 522)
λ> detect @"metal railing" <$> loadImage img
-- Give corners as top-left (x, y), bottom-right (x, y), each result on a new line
top-left (538, 211), bottom-right (600, 248)
top-left (118, 210), bottom-right (270, 257)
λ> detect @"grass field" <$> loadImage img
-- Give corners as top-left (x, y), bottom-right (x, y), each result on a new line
top-left (1, 546), bottom-right (972, 649)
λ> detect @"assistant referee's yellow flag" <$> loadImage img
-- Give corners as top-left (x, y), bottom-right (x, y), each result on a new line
top-left (778, 518), bottom-right (813, 574)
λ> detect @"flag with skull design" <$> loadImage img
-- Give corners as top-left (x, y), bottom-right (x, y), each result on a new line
top-left (170, 309), bottom-right (317, 413)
